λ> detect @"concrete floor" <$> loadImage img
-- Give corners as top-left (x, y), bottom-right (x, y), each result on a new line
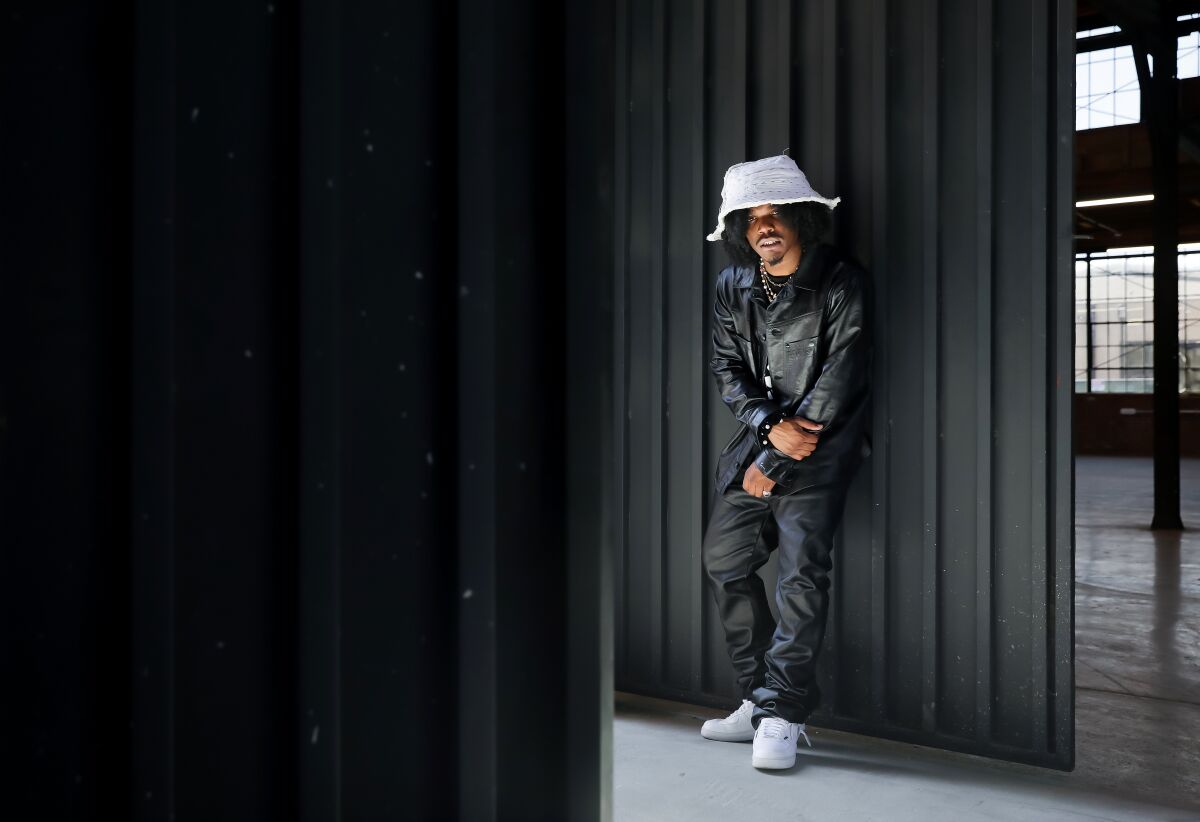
top-left (614, 456), bottom-right (1200, 821)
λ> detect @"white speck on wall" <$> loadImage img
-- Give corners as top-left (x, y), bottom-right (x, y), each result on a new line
top-left (365, 143), bottom-right (374, 153)
top-left (426, 451), bottom-right (434, 465)
top-left (216, 640), bottom-right (225, 650)
top-left (459, 285), bottom-right (470, 297)
top-left (244, 349), bottom-right (253, 358)
top-left (414, 270), bottom-right (424, 280)
top-left (311, 726), bottom-right (319, 744)
top-left (267, 3), bottom-right (275, 13)
top-left (190, 107), bottom-right (199, 122)
top-left (227, 151), bottom-right (235, 159)
top-left (463, 589), bottom-right (473, 599)
top-left (425, 159), bottom-right (433, 166)
top-left (518, 461), bottom-right (527, 471)
top-left (397, 362), bottom-right (406, 372)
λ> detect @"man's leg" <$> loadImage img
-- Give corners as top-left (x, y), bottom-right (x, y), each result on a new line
top-left (701, 470), bottom-right (779, 701)
top-left (749, 477), bottom-right (853, 729)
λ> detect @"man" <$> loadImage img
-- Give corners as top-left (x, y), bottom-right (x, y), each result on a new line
top-left (698, 154), bottom-right (872, 770)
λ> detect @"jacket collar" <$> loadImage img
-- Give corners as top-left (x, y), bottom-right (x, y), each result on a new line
top-left (732, 242), bottom-right (829, 294)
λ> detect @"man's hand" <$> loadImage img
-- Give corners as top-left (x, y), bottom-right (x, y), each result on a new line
top-left (742, 461), bottom-right (777, 497)
top-left (766, 416), bottom-right (823, 460)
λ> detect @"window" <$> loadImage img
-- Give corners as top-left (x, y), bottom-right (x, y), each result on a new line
top-left (1075, 44), bottom-right (1140, 130)
top-left (1074, 247), bottom-right (1200, 393)
top-left (1075, 18), bottom-right (1200, 130)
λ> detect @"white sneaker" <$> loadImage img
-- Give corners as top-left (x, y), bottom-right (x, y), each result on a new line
top-left (700, 698), bottom-right (755, 742)
top-left (751, 716), bottom-right (813, 769)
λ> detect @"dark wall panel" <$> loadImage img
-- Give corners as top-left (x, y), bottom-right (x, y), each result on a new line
top-left (5, 0), bottom-right (615, 819)
top-left (613, 0), bottom-right (1076, 769)
top-left (170, 4), bottom-right (298, 817)
top-left (0, 3), bottom-right (134, 817)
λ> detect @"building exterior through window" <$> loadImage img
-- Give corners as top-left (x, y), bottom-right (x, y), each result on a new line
top-left (1073, 17), bottom-right (1200, 394)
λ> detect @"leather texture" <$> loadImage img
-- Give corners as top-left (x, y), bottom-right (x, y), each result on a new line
top-left (703, 460), bottom-right (856, 724)
top-left (709, 241), bottom-right (872, 508)
top-left (703, 241), bottom-right (872, 725)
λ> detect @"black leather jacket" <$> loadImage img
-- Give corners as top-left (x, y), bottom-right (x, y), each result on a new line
top-left (710, 241), bottom-right (873, 498)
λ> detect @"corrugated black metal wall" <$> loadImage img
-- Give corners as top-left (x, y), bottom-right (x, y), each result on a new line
top-left (613, 0), bottom-right (1076, 768)
top-left (4, 0), bottom-right (613, 819)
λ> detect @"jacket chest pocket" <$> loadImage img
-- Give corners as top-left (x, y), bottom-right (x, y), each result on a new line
top-left (768, 309), bottom-right (822, 396)
top-left (782, 335), bottom-right (820, 395)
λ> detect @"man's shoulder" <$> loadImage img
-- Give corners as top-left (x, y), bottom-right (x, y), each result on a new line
top-left (715, 262), bottom-right (755, 293)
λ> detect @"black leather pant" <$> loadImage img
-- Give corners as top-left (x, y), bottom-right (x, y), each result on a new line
top-left (701, 460), bottom-right (854, 729)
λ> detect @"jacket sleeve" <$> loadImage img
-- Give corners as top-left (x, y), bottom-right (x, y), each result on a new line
top-left (754, 264), bottom-right (872, 483)
top-left (710, 268), bottom-right (783, 434)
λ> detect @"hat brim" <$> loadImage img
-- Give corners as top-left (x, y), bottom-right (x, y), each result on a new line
top-left (705, 195), bottom-right (841, 242)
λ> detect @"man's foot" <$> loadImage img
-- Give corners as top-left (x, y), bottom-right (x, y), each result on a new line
top-left (751, 716), bottom-right (813, 769)
top-left (700, 698), bottom-right (755, 742)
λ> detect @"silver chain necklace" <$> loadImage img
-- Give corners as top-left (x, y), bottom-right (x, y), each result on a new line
top-left (758, 258), bottom-right (795, 302)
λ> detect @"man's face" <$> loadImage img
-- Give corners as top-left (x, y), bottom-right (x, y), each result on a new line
top-left (744, 203), bottom-right (796, 267)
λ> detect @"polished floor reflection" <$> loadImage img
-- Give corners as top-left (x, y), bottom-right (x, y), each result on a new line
top-left (1075, 456), bottom-right (1197, 706)
top-left (614, 455), bottom-right (1200, 821)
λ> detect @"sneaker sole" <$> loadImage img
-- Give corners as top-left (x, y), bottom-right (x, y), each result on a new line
top-left (700, 728), bottom-right (754, 742)
top-left (752, 753), bottom-right (796, 769)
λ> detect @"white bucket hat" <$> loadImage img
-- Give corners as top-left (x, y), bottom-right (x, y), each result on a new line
top-left (705, 153), bottom-right (840, 241)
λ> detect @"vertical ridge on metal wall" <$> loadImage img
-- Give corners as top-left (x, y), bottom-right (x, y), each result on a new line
top-left (698, 0), bottom-right (749, 700)
top-left (1028, 0), bottom-right (1052, 755)
top-left (974, 0), bottom-right (996, 750)
top-left (818, 0), bottom-right (847, 719)
top-left (298, 0), bottom-right (341, 815)
top-left (661, 0), bottom-right (708, 695)
top-left (614, 0), bottom-right (630, 684)
top-left (1050, 0), bottom-right (1076, 766)
top-left (131, 0), bottom-right (178, 814)
top-left (994, 0), bottom-right (1034, 753)
top-left (687, 0), bottom-right (708, 698)
top-left (456, 0), bottom-right (496, 815)
top-left (921, 0), bottom-right (942, 736)
top-left (649, 0), bottom-right (666, 691)
top-left (829, 3), bottom-right (851, 714)
top-left (868, 0), bottom-right (891, 729)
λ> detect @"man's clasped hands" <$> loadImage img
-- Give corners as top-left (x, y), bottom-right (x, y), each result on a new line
top-left (741, 416), bottom-right (823, 497)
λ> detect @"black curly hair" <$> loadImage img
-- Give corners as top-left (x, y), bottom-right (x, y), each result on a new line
top-left (719, 201), bottom-right (833, 268)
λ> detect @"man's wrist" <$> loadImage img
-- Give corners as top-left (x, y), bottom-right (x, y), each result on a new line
top-left (755, 445), bottom-right (794, 484)
top-left (756, 411), bottom-right (784, 447)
